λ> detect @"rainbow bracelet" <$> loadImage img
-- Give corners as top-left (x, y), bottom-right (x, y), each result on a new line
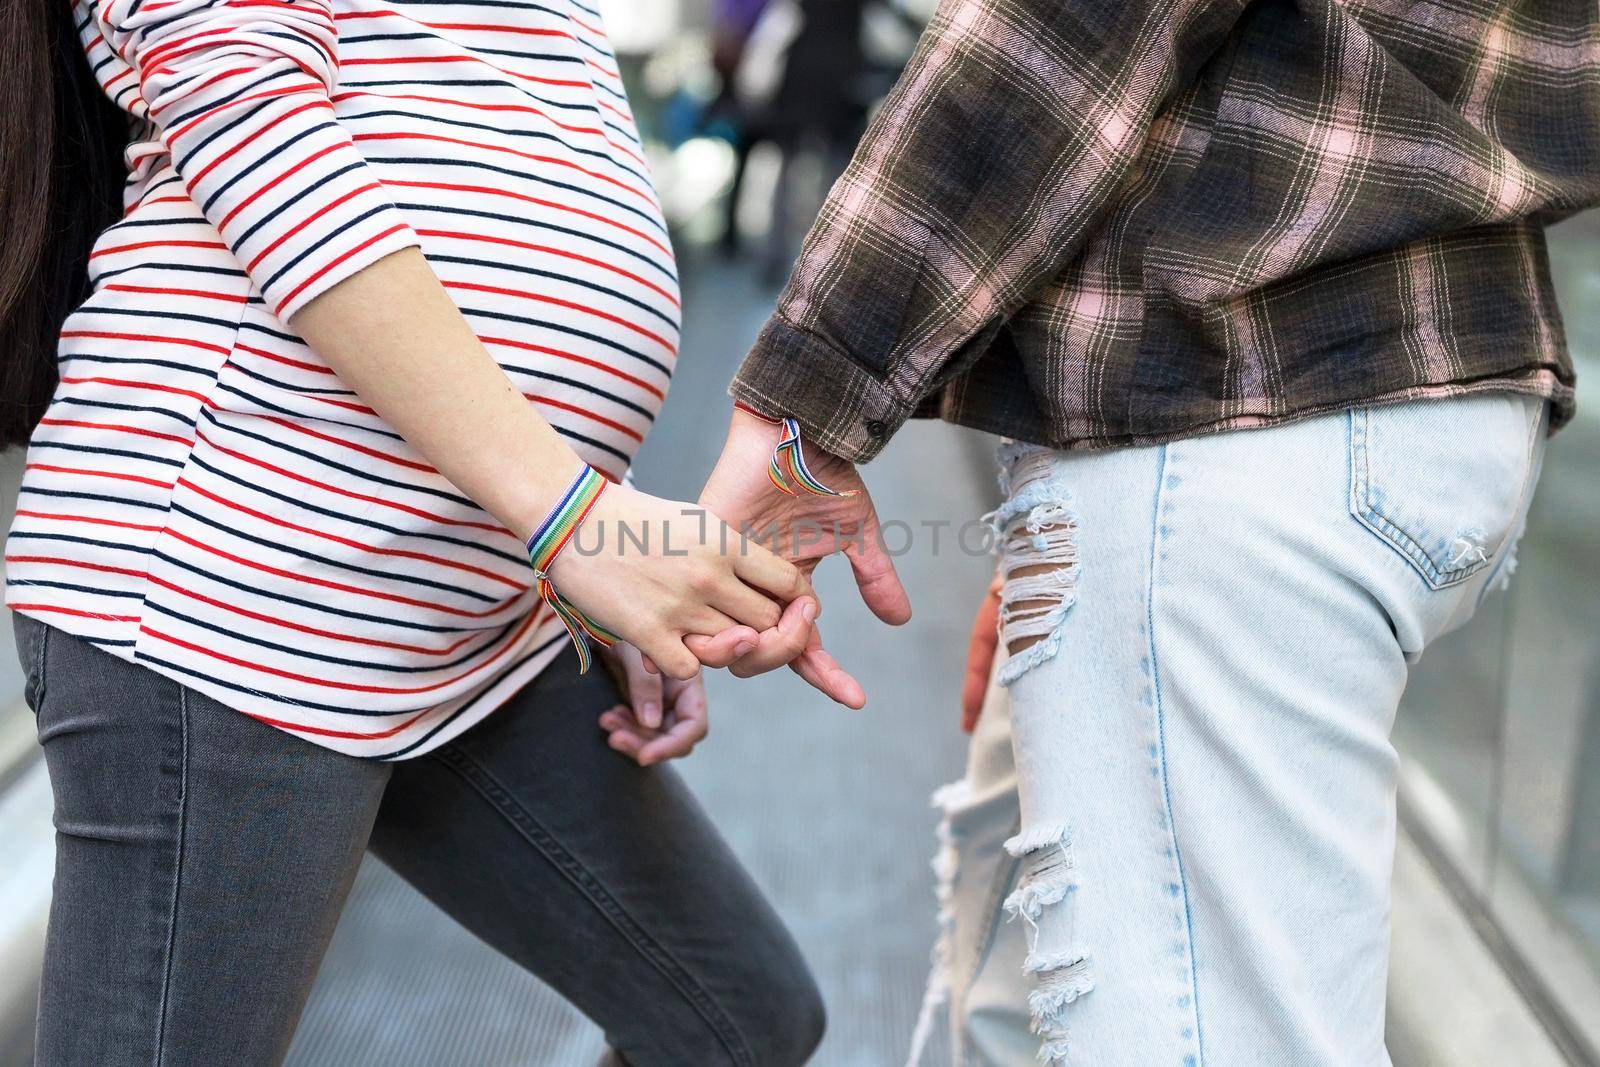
top-left (734, 402), bottom-right (860, 498)
top-left (526, 465), bottom-right (619, 673)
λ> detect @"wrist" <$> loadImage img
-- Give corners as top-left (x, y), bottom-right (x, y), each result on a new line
top-left (503, 451), bottom-right (590, 544)
top-left (730, 401), bottom-right (782, 435)
top-left (731, 402), bottom-right (853, 468)
top-left (542, 477), bottom-right (639, 584)
top-left (524, 464), bottom-right (621, 672)
top-left (736, 406), bottom-right (859, 499)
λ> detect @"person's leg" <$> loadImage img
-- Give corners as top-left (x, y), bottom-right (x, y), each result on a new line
top-left (17, 616), bottom-right (391, 1067)
top-left (722, 128), bottom-right (757, 255)
top-left (370, 648), bottom-right (825, 1067)
top-left (763, 130), bottom-right (801, 286)
top-left (906, 655), bottom-right (1035, 1067)
top-left (986, 392), bottom-right (1546, 1064)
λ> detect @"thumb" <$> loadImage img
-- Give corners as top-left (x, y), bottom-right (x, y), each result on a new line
top-left (846, 515), bottom-right (912, 625)
top-left (685, 625), bottom-right (761, 668)
top-left (787, 625), bottom-right (866, 709)
top-left (625, 648), bottom-right (666, 729)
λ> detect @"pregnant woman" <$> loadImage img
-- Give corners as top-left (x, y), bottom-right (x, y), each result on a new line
top-left (0, 0), bottom-right (829, 1063)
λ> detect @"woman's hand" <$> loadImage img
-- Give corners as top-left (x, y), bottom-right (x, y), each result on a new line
top-left (547, 481), bottom-right (815, 682)
top-left (700, 408), bottom-right (910, 624)
top-left (697, 407), bottom-right (911, 707)
top-left (961, 571), bottom-right (1003, 733)
top-left (598, 643), bottom-right (711, 765)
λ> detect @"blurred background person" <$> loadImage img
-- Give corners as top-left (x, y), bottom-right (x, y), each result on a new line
top-left (723, 0), bottom-right (867, 280)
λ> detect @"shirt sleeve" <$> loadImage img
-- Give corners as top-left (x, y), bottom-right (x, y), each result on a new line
top-left (731, 0), bottom-right (1247, 462)
top-left (94, 0), bottom-right (421, 321)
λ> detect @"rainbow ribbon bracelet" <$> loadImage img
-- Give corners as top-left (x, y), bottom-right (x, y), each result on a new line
top-left (526, 465), bottom-right (619, 673)
top-left (734, 402), bottom-right (860, 498)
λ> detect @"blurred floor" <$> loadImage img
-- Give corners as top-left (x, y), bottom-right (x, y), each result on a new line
top-left (284, 247), bottom-right (997, 1067)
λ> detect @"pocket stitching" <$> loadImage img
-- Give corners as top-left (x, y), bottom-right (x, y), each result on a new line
top-left (30, 621), bottom-right (50, 718)
top-left (1349, 408), bottom-right (1488, 589)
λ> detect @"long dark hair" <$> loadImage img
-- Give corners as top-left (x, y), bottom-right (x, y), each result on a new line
top-left (0, 0), bottom-right (129, 449)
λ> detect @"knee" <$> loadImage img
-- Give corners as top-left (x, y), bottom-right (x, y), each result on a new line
top-left (749, 948), bottom-right (826, 1066)
top-left (784, 971), bottom-right (827, 1065)
top-left (623, 927), bottom-right (825, 1067)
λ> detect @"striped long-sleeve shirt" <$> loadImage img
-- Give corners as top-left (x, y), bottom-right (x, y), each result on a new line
top-left (4, 0), bottom-right (678, 759)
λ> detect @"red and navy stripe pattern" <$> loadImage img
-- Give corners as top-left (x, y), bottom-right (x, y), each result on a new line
top-left (4, 0), bottom-right (677, 758)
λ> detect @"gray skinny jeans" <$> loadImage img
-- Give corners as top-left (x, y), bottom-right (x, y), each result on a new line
top-left (14, 614), bottom-right (824, 1066)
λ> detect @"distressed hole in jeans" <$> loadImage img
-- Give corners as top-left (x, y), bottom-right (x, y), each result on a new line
top-left (988, 455), bottom-right (1079, 686)
top-left (1005, 824), bottom-right (1093, 1064)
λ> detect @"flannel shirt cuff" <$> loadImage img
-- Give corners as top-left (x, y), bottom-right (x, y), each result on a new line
top-left (730, 314), bottom-right (908, 464)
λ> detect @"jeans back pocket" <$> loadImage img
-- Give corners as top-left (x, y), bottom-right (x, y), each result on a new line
top-left (1349, 392), bottom-right (1545, 589)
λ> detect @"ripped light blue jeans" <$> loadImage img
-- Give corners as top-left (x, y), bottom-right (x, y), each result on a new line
top-left (912, 392), bottom-right (1550, 1066)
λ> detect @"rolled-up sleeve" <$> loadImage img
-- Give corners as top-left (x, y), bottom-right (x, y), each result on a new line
top-left (96, 0), bottom-right (420, 320)
top-left (732, 0), bottom-right (1247, 462)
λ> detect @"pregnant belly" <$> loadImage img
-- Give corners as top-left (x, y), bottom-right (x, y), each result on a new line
top-left (330, 84), bottom-right (682, 481)
top-left (110, 84), bottom-right (681, 480)
top-left (245, 116), bottom-right (680, 475)
top-left (216, 230), bottom-right (676, 484)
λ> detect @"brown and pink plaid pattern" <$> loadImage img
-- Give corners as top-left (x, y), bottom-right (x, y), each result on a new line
top-left (732, 0), bottom-right (1598, 462)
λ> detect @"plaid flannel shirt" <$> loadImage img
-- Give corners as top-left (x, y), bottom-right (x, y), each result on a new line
top-left (731, 0), bottom-right (1598, 463)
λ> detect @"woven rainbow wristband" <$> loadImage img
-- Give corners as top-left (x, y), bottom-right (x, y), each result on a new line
top-left (733, 402), bottom-right (860, 498)
top-left (526, 465), bottom-right (619, 673)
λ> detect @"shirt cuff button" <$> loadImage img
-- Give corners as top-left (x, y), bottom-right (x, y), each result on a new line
top-left (865, 419), bottom-right (887, 439)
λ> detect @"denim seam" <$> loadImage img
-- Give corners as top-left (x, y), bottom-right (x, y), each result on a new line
top-left (943, 814), bottom-right (1024, 1067)
top-left (969, 819), bottom-right (1024, 990)
top-left (1147, 444), bottom-right (1204, 1065)
top-left (1348, 409), bottom-right (1485, 589)
top-left (964, 850), bottom-right (1025, 1067)
top-left (153, 684), bottom-right (190, 1066)
top-left (432, 746), bottom-right (754, 1067)
top-left (965, 819), bottom-right (1023, 997)
top-left (31, 622), bottom-right (49, 718)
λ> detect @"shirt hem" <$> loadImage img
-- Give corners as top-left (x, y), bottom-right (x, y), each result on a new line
top-left (926, 371), bottom-right (1575, 455)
